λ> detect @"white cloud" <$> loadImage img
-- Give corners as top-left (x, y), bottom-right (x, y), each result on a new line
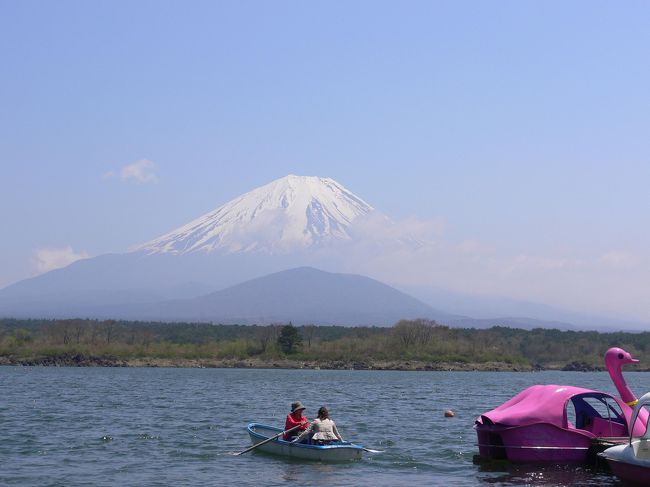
top-left (317, 215), bottom-right (650, 321)
top-left (507, 254), bottom-right (570, 272)
top-left (104, 159), bottom-right (159, 184)
top-left (598, 250), bottom-right (637, 268)
top-left (458, 240), bottom-right (483, 253)
top-left (347, 211), bottom-right (446, 248)
top-left (31, 246), bottom-right (90, 274)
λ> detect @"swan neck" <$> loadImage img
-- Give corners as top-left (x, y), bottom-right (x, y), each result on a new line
top-left (609, 363), bottom-right (636, 404)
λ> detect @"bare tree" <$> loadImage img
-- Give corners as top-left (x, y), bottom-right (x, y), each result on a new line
top-left (393, 320), bottom-right (419, 348)
top-left (73, 319), bottom-right (86, 344)
top-left (102, 320), bottom-right (117, 344)
top-left (256, 326), bottom-right (273, 353)
top-left (89, 322), bottom-right (101, 345)
top-left (49, 320), bottom-right (73, 345)
top-left (413, 318), bottom-right (437, 346)
top-left (256, 324), bottom-right (285, 353)
top-left (302, 324), bottom-right (317, 350)
top-left (392, 319), bottom-right (439, 348)
top-left (127, 325), bottom-right (138, 345)
top-left (139, 328), bottom-right (154, 349)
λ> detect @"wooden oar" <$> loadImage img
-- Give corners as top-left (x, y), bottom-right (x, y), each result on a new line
top-left (236, 423), bottom-right (303, 456)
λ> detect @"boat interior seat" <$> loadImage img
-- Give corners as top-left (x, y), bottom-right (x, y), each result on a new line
top-left (574, 412), bottom-right (591, 430)
top-left (588, 416), bottom-right (627, 437)
top-left (574, 412), bottom-right (626, 435)
top-left (573, 398), bottom-right (594, 430)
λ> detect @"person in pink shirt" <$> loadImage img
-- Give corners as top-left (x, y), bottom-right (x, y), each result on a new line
top-left (284, 401), bottom-right (309, 441)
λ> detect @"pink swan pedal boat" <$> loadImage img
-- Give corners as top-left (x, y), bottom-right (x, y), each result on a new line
top-left (599, 392), bottom-right (650, 486)
top-left (475, 347), bottom-right (649, 463)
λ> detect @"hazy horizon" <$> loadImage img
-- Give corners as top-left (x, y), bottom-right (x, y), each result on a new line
top-left (2, 1), bottom-right (650, 323)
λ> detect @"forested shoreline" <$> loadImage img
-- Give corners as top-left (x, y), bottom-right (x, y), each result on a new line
top-left (1, 318), bottom-right (649, 371)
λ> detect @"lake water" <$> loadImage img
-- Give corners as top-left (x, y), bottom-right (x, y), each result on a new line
top-left (2, 366), bottom-right (649, 486)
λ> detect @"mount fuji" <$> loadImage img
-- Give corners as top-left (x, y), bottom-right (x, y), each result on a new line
top-left (137, 174), bottom-right (374, 255)
top-left (0, 175), bottom-right (441, 324)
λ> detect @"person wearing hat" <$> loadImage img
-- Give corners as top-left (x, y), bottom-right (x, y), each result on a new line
top-left (284, 401), bottom-right (310, 441)
top-left (292, 406), bottom-right (343, 445)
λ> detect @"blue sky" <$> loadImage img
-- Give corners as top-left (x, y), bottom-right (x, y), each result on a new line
top-left (1, 1), bottom-right (649, 320)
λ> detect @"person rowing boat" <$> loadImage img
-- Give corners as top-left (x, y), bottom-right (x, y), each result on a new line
top-left (284, 401), bottom-right (310, 441)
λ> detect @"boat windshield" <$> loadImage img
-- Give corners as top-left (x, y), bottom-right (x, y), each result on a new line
top-left (566, 393), bottom-right (627, 436)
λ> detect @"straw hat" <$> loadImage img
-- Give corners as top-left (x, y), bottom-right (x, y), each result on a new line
top-left (291, 401), bottom-right (306, 412)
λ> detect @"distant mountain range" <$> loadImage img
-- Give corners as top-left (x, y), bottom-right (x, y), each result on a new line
top-left (73, 267), bottom-right (458, 326)
top-left (399, 285), bottom-right (649, 332)
top-left (0, 264), bottom-right (588, 328)
top-left (0, 174), bottom-right (645, 330)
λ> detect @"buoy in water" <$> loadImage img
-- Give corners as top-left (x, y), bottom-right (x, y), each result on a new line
top-left (444, 409), bottom-right (455, 417)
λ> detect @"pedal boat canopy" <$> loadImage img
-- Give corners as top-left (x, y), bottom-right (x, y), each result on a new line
top-left (475, 384), bottom-right (631, 462)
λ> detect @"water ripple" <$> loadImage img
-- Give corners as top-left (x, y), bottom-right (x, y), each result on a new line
top-left (1, 367), bottom-right (649, 486)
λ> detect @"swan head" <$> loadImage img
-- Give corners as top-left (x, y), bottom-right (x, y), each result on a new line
top-left (605, 347), bottom-right (639, 372)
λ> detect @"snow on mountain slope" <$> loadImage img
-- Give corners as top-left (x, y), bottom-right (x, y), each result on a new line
top-left (136, 175), bottom-right (374, 255)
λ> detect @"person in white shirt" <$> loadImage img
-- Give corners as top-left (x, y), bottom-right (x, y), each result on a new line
top-left (292, 406), bottom-right (344, 445)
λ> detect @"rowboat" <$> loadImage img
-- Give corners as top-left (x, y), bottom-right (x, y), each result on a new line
top-left (246, 423), bottom-right (364, 461)
top-left (599, 392), bottom-right (650, 485)
top-left (475, 347), bottom-right (648, 463)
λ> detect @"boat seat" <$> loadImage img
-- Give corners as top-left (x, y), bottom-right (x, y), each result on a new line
top-left (591, 417), bottom-right (626, 437)
top-left (575, 413), bottom-right (590, 430)
top-left (578, 416), bottom-right (626, 437)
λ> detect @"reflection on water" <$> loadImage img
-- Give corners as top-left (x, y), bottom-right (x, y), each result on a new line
top-left (281, 462), bottom-right (340, 481)
top-left (477, 462), bottom-right (614, 487)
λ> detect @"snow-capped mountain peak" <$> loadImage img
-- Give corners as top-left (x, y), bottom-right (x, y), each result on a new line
top-left (136, 175), bottom-right (374, 255)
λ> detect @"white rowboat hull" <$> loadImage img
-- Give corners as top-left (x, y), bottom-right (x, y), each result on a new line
top-left (247, 423), bottom-right (363, 462)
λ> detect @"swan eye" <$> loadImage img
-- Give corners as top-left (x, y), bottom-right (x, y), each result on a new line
top-left (618, 353), bottom-right (624, 359)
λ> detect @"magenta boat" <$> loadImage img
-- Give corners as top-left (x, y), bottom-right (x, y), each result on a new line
top-left (599, 392), bottom-right (650, 485)
top-left (475, 347), bottom-right (649, 463)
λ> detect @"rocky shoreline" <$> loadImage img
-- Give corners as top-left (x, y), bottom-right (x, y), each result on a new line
top-left (0, 352), bottom-right (619, 371)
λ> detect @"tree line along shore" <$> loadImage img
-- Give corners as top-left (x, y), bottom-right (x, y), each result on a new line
top-left (1, 318), bottom-right (649, 371)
